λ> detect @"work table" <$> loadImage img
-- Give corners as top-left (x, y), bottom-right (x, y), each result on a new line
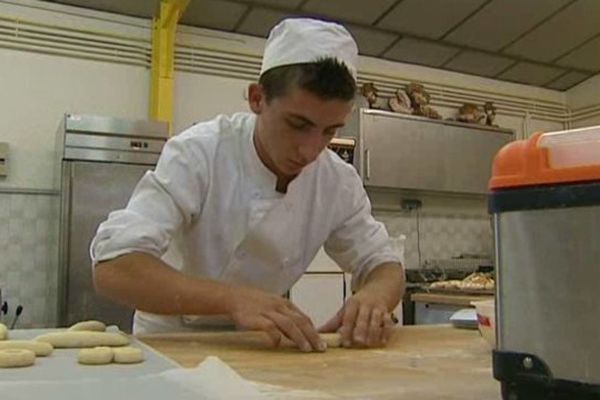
top-left (402, 283), bottom-right (494, 324)
top-left (411, 292), bottom-right (493, 307)
top-left (139, 325), bottom-right (501, 399)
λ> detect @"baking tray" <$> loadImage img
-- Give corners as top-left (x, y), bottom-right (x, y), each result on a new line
top-left (424, 287), bottom-right (495, 296)
top-left (0, 327), bottom-right (178, 382)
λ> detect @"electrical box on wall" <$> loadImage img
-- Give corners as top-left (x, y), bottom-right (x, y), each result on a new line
top-left (0, 142), bottom-right (8, 177)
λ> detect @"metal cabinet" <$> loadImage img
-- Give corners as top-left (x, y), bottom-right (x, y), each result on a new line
top-left (356, 110), bottom-right (514, 194)
top-left (56, 114), bottom-right (168, 332)
top-left (61, 161), bottom-right (149, 331)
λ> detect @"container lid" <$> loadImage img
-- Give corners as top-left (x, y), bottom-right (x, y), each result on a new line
top-left (489, 125), bottom-right (600, 190)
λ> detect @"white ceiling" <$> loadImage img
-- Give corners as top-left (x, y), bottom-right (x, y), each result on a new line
top-left (42, 0), bottom-right (600, 90)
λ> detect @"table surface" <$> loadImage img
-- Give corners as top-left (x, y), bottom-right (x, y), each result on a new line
top-left (139, 324), bottom-right (502, 400)
top-left (411, 292), bottom-right (494, 307)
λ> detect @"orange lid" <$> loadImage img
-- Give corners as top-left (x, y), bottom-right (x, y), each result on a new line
top-left (489, 130), bottom-right (600, 190)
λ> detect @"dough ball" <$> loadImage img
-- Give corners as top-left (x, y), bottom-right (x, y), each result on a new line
top-left (35, 331), bottom-right (129, 348)
top-left (78, 347), bottom-right (114, 365)
top-left (319, 333), bottom-right (342, 348)
top-left (0, 349), bottom-right (36, 368)
top-left (113, 346), bottom-right (144, 364)
top-left (68, 320), bottom-right (107, 332)
top-left (0, 340), bottom-right (53, 356)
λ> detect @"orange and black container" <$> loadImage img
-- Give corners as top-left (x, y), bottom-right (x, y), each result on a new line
top-left (489, 126), bottom-right (600, 400)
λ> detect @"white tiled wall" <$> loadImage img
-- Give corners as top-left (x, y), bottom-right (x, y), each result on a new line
top-left (0, 191), bottom-right (492, 329)
top-left (375, 210), bottom-right (492, 270)
top-left (0, 193), bottom-right (59, 328)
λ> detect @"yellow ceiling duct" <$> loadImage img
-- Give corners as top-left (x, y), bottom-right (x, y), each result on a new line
top-left (149, 0), bottom-right (189, 134)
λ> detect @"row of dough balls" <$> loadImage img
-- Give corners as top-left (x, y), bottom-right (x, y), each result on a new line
top-left (0, 319), bottom-right (108, 343)
top-left (0, 322), bottom-right (53, 368)
top-left (66, 321), bottom-right (144, 364)
top-left (0, 320), bottom-right (140, 368)
top-left (0, 349), bottom-right (36, 368)
top-left (79, 346), bottom-right (144, 365)
top-left (0, 343), bottom-right (143, 368)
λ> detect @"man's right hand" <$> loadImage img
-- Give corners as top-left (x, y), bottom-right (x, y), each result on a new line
top-left (226, 285), bottom-right (326, 352)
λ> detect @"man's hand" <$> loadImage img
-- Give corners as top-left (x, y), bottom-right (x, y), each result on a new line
top-left (319, 290), bottom-right (393, 348)
top-left (318, 263), bottom-right (404, 348)
top-left (226, 285), bottom-right (326, 353)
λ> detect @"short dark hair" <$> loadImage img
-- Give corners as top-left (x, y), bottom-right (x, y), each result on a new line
top-left (259, 57), bottom-right (356, 103)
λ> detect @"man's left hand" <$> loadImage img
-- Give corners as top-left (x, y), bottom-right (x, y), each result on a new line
top-left (318, 263), bottom-right (404, 348)
top-left (318, 289), bottom-right (394, 348)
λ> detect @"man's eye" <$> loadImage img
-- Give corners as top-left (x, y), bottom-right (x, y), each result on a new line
top-left (287, 120), bottom-right (309, 130)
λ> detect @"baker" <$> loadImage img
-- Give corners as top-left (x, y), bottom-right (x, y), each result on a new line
top-left (91, 18), bottom-right (405, 352)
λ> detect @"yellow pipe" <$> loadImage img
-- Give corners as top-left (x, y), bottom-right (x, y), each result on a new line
top-left (149, 0), bottom-right (189, 134)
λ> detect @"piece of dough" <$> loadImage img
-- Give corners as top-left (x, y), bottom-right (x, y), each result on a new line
top-left (35, 331), bottom-right (129, 348)
top-left (78, 347), bottom-right (114, 365)
top-left (281, 334), bottom-right (342, 351)
top-left (0, 323), bottom-right (7, 340)
top-left (319, 333), bottom-right (342, 348)
top-left (430, 280), bottom-right (461, 290)
top-left (0, 349), bottom-right (36, 368)
top-left (459, 273), bottom-right (494, 291)
top-left (113, 346), bottom-right (144, 364)
top-left (0, 340), bottom-right (53, 356)
top-left (68, 320), bottom-right (107, 332)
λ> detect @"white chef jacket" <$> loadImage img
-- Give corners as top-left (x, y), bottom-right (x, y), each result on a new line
top-left (90, 112), bottom-right (402, 333)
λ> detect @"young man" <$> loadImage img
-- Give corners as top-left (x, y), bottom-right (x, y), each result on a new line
top-left (91, 18), bottom-right (404, 352)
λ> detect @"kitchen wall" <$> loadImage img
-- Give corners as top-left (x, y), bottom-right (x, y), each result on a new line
top-left (370, 192), bottom-right (491, 270)
top-left (174, 71), bottom-right (252, 133)
top-left (566, 74), bottom-right (600, 128)
top-left (0, 0), bottom-right (584, 327)
top-left (0, 193), bottom-right (58, 328)
top-left (0, 49), bottom-right (147, 326)
top-left (0, 0), bottom-right (150, 327)
top-left (0, 51), bottom-right (149, 189)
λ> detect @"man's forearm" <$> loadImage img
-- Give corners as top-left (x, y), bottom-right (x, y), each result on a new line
top-left (361, 263), bottom-right (405, 311)
top-left (93, 252), bottom-right (232, 316)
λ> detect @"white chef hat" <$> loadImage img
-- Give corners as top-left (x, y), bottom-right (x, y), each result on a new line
top-left (260, 18), bottom-right (358, 80)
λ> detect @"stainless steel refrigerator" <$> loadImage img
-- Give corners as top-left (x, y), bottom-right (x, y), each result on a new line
top-left (56, 114), bottom-right (168, 332)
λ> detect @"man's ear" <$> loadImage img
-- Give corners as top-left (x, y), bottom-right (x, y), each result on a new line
top-left (247, 83), bottom-right (264, 114)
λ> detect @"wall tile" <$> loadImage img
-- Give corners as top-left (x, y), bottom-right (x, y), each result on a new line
top-left (0, 193), bottom-right (59, 329)
top-left (0, 189), bottom-right (493, 328)
top-left (375, 210), bottom-right (492, 270)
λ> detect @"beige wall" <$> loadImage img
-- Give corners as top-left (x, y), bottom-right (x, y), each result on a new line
top-left (173, 72), bottom-right (251, 133)
top-left (0, 49), bottom-right (149, 189)
top-left (0, 0), bottom-right (571, 191)
top-left (0, 0), bottom-right (587, 328)
top-left (566, 74), bottom-right (600, 128)
top-left (566, 74), bottom-right (600, 110)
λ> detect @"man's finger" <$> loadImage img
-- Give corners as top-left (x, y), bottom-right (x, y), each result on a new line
top-left (340, 301), bottom-right (359, 348)
top-left (285, 307), bottom-right (326, 352)
top-left (256, 317), bottom-right (283, 348)
top-left (266, 311), bottom-right (312, 352)
top-left (381, 313), bottom-right (394, 345)
top-left (352, 305), bottom-right (371, 347)
top-left (318, 308), bottom-right (343, 333)
top-left (285, 302), bottom-right (325, 351)
top-left (366, 308), bottom-right (384, 347)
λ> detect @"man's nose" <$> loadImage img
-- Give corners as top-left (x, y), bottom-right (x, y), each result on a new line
top-left (297, 131), bottom-right (324, 163)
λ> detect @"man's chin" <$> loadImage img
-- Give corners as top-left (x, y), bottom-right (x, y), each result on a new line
top-left (281, 161), bottom-right (306, 175)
